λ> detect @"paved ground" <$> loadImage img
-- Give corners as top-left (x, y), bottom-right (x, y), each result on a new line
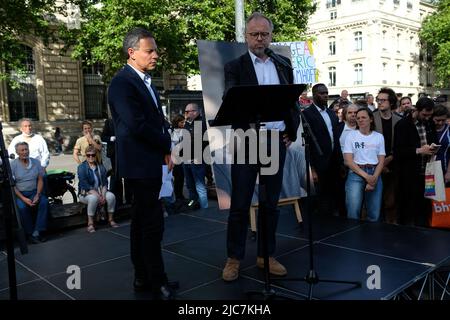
top-left (47, 153), bottom-right (78, 174)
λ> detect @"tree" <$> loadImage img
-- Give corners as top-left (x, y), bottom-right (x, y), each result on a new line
top-left (60, 0), bottom-right (316, 82)
top-left (0, 0), bottom-right (79, 86)
top-left (420, 0), bottom-right (450, 88)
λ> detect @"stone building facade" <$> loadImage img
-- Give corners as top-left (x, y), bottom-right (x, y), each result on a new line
top-left (306, 0), bottom-right (447, 102)
top-left (0, 35), bottom-right (188, 153)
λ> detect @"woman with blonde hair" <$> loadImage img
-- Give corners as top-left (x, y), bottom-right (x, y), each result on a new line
top-left (77, 145), bottom-right (118, 232)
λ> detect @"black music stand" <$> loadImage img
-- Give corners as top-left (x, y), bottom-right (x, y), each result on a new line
top-left (211, 84), bottom-right (305, 300)
top-left (276, 111), bottom-right (361, 300)
top-left (0, 121), bottom-right (28, 300)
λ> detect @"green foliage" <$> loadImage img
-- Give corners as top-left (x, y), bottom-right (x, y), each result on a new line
top-left (61, 0), bottom-right (316, 81)
top-left (0, 0), bottom-right (78, 85)
top-left (420, 0), bottom-right (450, 87)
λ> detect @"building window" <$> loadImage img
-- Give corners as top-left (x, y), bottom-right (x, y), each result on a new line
top-left (382, 30), bottom-right (387, 51)
top-left (354, 64), bottom-right (363, 85)
top-left (407, 1), bottom-right (412, 9)
top-left (329, 36), bottom-right (336, 55)
top-left (83, 62), bottom-right (107, 119)
top-left (6, 45), bottom-right (38, 121)
top-left (396, 33), bottom-right (401, 53)
top-left (393, 0), bottom-right (400, 6)
top-left (328, 66), bottom-right (336, 87)
top-left (354, 31), bottom-right (363, 52)
top-left (326, 0), bottom-right (341, 8)
top-left (409, 36), bottom-right (414, 54)
top-left (419, 66), bottom-right (424, 86)
top-left (426, 67), bottom-right (432, 87)
top-left (330, 11), bottom-right (337, 20)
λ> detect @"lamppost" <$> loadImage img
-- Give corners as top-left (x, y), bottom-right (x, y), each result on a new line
top-left (235, 0), bottom-right (245, 42)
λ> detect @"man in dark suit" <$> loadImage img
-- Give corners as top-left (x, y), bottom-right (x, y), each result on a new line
top-left (302, 83), bottom-right (343, 217)
top-left (222, 12), bottom-right (299, 282)
top-left (108, 27), bottom-right (176, 299)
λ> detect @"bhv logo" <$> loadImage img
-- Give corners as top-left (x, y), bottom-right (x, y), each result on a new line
top-left (366, 265), bottom-right (381, 290)
top-left (433, 202), bottom-right (450, 213)
top-left (66, 265), bottom-right (81, 290)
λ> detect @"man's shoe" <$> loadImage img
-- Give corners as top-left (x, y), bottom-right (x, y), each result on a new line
top-left (187, 200), bottom-right (200, 210)
top-left (153, 284), bottom-right (176, 300)
top-left (28, 236), bottom-right (40, 244)
top-left (133, 278), bottom-right (151, 292)
top-left (256, 257), bottom-right (287, 276)
top-left (222, 258), bottom-right (240, 282)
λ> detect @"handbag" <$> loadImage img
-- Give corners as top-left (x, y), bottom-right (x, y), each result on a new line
top-left (430, 188), bottom-right (450, 229)
top-left (424, 157), bottom-right (446, 202)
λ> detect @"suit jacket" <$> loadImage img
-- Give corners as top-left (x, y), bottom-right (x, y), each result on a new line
top-left (223, 52), bottom-right (300, 142)
top-left (394, 117), bottom-right (437, 177)
top-left (101, 118), bottom-right (115, 159)
top-left (302, 104), bottom-right (343, 175)
top-left (108, 64), bottom-right (171, 179)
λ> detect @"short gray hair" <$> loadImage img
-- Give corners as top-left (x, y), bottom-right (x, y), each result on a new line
top-left (123, 27), bottom-right (154, 59)
top-left (245, 12), bottom-right (274, 33)
top-left (18, 118), bottom-right (32, 128)
top-left (15, 141), bottom-right (29, 152)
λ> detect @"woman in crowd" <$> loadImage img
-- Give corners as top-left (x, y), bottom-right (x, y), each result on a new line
top-left (171, 114), bottom-right (186, 201)
top-left (432, 104), bottom-right (450, 184)
top-left (78, 146), bottom-right (118, 232)
top-left (343, 107), bottom-right (386, 221)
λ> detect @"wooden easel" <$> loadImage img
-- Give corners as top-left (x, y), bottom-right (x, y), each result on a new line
top-left (249, 196), bottom-right (302, 233)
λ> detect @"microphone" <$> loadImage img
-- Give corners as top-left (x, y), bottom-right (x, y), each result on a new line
top-left (264, 48), bottom-right (293, 70)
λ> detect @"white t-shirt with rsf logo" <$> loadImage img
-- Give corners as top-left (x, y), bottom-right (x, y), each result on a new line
top-left (343, 130), bottom-right (386, 166)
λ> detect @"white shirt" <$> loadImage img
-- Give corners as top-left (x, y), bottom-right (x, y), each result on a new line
top-left (343, 130), bottom-right (386, 166)
top-left (339, 123), bottom-right (357, 153)
top-left (249, 50), bottom-right (285, 131)
top-left (8, 133), bottom-right (50, 168)
top-left (313, 103), bottom-right (334, 146)
top-left (368, 104), bottom-right (377, 112)
top-left (127, 64), bottom-right (158, 107)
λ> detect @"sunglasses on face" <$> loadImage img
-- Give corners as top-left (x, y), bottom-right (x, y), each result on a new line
top-left (86, 154), bottom-right (96, 158)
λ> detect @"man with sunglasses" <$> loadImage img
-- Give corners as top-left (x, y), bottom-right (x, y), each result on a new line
top-left (221, 12), bottom-right (299, 282)
top-left (108, 27), bottom-right (176, 299)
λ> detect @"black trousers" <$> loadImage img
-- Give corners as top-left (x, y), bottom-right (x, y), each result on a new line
top-left (128, 177), bottom-right (167, 289)
top-left (172, 164), bottom-right (185, 200)
top-left (227, 136), bottom-right (286, 260)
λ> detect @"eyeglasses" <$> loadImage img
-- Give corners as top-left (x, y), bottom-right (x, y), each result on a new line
top-left (376, 98), bottom-right (388, 103)
top-left (86, 154), bottom-right (96, 158)
top-left (247, 32), bottom-right (270, 39)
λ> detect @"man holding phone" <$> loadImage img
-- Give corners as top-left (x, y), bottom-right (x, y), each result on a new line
top-left (394, 97), bottom-right (438, 226)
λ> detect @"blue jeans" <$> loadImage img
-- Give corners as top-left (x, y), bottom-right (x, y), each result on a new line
top-left (183, 163), bottom-right (208, 209)
top-left (15, 190), bottom-right (49, 235)
top-left (345, 168), bottom-right (382, 222)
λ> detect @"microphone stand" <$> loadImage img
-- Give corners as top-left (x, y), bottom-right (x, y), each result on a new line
top-left (276, 109), bottom-right (361, 300)
top-left (0, 121), bottom-right (24, 300)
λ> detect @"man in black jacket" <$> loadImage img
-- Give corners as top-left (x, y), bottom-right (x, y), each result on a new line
top-left (303, 83), bottom-right (343, 217)
top-left (221, 12), bottom-right (299, 282)
top-left (394, 97), bottom-right (438, 226)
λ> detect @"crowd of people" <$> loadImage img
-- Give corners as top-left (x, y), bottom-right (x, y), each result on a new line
top-left (3, 13), bottom-right (449, 300)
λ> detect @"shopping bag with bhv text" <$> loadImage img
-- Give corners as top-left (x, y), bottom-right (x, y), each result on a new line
top-left (424, 160), bottom-right (446, 202)
top-left (430, 188), bottom-right (450, 229)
